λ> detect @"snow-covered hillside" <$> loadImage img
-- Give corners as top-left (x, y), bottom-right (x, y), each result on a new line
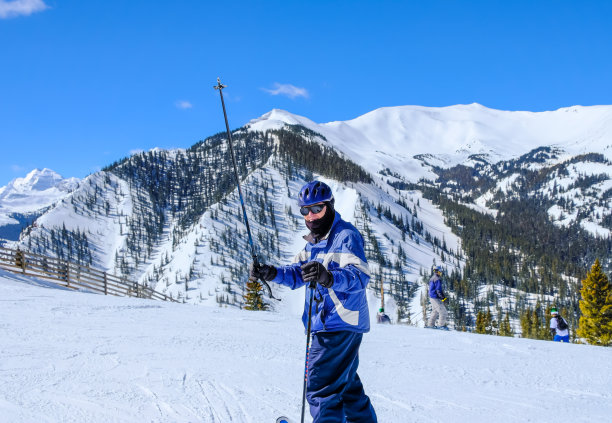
top-left (248, 104), bottom-right (612, 182)
top-left (1, 270), bottom-right (611, 423)
top-left (13, 132), bottom-right (461, 320)
top-left (248, 105), bottom-right (612, 238)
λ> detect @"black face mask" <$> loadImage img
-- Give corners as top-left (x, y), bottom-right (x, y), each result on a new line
top-left (305, 203), bottom-right (335, 240)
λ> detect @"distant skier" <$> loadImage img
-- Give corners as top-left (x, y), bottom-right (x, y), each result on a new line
top-left (376, 307), bottom-right (391, 324)
top-left (250, 180), bottom-right (378, 423)
top-left (549, 308), bottom-right (570, 342)
top-left (427, 265), bottom-right (448, 329)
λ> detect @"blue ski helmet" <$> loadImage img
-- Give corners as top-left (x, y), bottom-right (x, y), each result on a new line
top-left (298, 180), bottom-right (334, 207)
top-left (433, 265), bottom-right (444, 275)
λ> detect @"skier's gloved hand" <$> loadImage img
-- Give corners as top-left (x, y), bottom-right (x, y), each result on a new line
top-left (249, 262), bottom-right (277, 282)
top-left (301, 261), bottom-right (333, 288)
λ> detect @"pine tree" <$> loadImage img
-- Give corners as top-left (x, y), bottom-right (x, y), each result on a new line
top-left (577, 259), bottom-right (612, 346)
top-left (243, 279), bottom-right (269, 311)
top-left (520, 303), bottom-right (552, 340)
top-left (498, 313), bottom-right (514, 337)
top-left (520, 307), bottom-right (534, 338)
top-left (475, 311), bottom-right (486, 334)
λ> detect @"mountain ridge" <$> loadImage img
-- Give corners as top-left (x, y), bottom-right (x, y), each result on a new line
top-left (248, 104), bottom-right (612, 182)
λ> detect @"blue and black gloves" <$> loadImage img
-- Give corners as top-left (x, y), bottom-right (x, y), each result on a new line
top-left (250, 260), bottom-right (334, 289)
top-left (249, 262), bottom-right (277, 283)
top-left (301, 261), bottom-right (333, 288)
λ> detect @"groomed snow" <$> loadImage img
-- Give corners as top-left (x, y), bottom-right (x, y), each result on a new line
top-left (1, 270), bottom-right (611, 423)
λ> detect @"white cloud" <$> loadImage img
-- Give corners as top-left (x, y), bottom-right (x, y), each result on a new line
top-left (262, 83), bottom-right (309, 99)
top-left (175, 100), bottom-right (193, 109)
top-left (129, 149), bottom-right (144, 155)
top-left (10, 164), bottom-right (27, 173)
top-left (0, 0), bottom-right (49, 19)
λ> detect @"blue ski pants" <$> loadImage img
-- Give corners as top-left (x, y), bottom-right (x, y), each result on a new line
top-left (306, 331), bottom-right (377, 423)
top-left (554, 334), bottom-right (570, 342)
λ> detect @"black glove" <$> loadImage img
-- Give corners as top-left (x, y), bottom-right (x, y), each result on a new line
top-left (249, 262), bottom-right (277, 282)
top-left (301, 261), bottom-right (333, 288)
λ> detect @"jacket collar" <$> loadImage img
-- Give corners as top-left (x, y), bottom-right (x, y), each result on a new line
top-left (303, 211), bottom-right (342, 244)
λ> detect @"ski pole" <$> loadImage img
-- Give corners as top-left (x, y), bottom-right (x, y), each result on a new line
top-left (213, 78), bottom-right (278, 301)
top-left (413, 310), bottom-right (426, 326)
top-left (301, 282), bottom-right (316, 423)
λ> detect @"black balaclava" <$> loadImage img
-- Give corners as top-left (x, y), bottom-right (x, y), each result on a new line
top-left (305, 201), bottom-right (335, 240)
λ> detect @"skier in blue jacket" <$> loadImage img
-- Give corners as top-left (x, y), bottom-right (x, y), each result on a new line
top-left (427, 265), bottom-right (448, 329)
top-left (250, 181), bottom-right (377, 423)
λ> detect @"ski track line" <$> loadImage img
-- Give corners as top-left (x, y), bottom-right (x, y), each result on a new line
top-left (195, 379), bottom-right (245, 422)
top-left (370, 393), bottom-right (435, 423)
top-left (217, 382), bottom-right (253, 423)
top-left (135, 383), bottom-right (164, 418)
top-left (475, 393), bottom-right (541, 411)
top-left (370, 393), bottom-right (420, 412)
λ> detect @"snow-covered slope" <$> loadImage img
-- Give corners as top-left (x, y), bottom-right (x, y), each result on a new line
top-left (248, 104), bottom-right (612, 182)
top-left (14, 134), bottom-right (461, 317)
top-left (2, 270), bottom-right (610, 423)
top-left (248, 105), bottom-right (612, 239)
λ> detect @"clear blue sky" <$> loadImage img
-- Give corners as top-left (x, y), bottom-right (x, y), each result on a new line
top-left (1, 0), bottom-right (611, 187)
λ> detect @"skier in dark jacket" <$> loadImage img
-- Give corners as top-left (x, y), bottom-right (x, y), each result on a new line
top-left (427, 265), bottom-right (448, 329)
top-left (376, 307), bottom-right (391, 324)
top-left (549, 308), bottom-right (570, 342)
top-left (250, 180), bottom-right (377, 423)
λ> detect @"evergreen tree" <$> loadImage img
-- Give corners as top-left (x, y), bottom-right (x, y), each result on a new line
top-left (244, 279), bottom-right (269, 311)
top-left (577, 259), bottom-right (612, 346)
top-left (475, 311), bottom-right (487, 334)
top-left (475, 308), bottom-right (496, 335)
top-left (498, 313), bottom-right (514, 337)
top-left (520, 307), bottom-right (535, 339)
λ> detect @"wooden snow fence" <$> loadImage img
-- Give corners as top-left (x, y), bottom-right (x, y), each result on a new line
top-left (0, 246), bottom-right (176, 302)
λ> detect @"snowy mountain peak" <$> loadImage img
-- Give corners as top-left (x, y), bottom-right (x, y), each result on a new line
top-left (246, 109), bottom-right (321, 133)
top-left (2, 168), bottom-right (79, 196)
top-left (0, 169), bottom-right (80, 228)
top-left (19, 168), bottom-right (64, 191)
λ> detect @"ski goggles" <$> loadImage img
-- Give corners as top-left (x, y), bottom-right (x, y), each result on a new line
top-left (300, 203), bottom-right (326, 216)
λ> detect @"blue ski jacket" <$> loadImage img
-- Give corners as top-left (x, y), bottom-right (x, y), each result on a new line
top-left (272, 211), bottom-right (371, 334)
top-left (428, 274), bottom-right (445, 299)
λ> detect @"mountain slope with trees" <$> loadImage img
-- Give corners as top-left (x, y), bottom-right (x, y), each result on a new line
top-left (9, 104), bottom-right (612, 337)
